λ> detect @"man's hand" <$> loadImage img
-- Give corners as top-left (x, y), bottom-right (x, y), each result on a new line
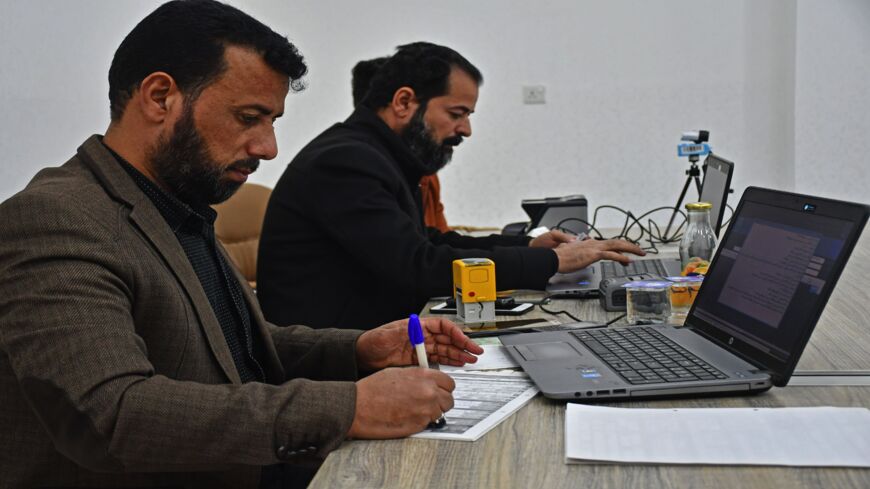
top-left (529, 229), bottom-right (577, 249)
top-left (553, 238), bottom-right (646, 273)
top-left (347, 367), bottom-right (455, 439)
top-left (356, 316), bottom-right (483, 372)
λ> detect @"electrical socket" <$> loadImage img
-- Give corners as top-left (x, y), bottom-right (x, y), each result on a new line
top-left (522, 85), bottom-right (546, 104)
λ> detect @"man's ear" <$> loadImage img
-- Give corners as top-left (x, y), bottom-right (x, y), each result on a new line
top-left (136, 72), bottom-right (183, 124)
top-left (389, 86), bottom-right (419, 124)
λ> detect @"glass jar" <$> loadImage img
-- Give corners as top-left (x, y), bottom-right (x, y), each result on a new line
top-left (666, 275), bottom-right (704, 325)
top-left (623, 280), bottom-right (672, 325)
top-left (679, 202), bottom-right (717, 271)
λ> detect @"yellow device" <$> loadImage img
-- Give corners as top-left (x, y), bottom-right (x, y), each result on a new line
top-left (452, 258), bottom-right (496, 323)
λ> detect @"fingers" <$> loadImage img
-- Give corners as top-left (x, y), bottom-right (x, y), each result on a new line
top-left (440, 322), bottom-right (484, 354)
top-left (436, 387), bottom-right (454, 414)
top-left (419, 370), bottom-right (455, 417)
top-left (432, 342), bottom-right (480, 365)
top-left (598, 238), bottom-right (646, 256)
top-left (548, 229), bottom-right (576, 243)
top-left (530, 230), bottom-right (576, 249)
top-left (349, 367), bottom-right (456, 439)
top-left (599, 250), bottom-right (633, 264)
top-left (556, 237), bottom-right (647, 272)
top-left (410, 370), bottom-right (454, 425)
top-left (423, 368), bottom-right (456, 392)
top-left (421, 317), bottom-right (484, 355)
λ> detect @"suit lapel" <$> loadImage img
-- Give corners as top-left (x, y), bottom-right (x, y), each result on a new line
top-left (77, 136), bottom-right (242, 384)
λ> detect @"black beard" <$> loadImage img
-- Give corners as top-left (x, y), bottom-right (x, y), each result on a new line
top-left (147, 105), bottom-right (259, 206)
top-left (400, 106), bottom-right (461, 175)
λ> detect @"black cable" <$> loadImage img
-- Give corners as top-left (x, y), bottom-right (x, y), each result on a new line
top-left (554, 205), bottom-right (688, 254)
top-left (624, 205), bottom-right (688, 245)
top-left (536, 295), bottom-right (624, 327)
top-left (553, 217), bottom-right (604, 240)
top-left (720, 203), bottom-right (735, 228)
top-left (605, 313), bottom-right (626, 326)
top-left (537, 300), bottom-right (584, 323)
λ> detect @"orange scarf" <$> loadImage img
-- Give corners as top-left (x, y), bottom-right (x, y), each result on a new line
top-left (420, 174), bottom-right (449, 232)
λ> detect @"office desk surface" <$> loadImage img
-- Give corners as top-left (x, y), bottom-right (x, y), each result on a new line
top-left (309, 232), bottom-right (870, 489)
top-left (310, 387), bottom-right (870, 489)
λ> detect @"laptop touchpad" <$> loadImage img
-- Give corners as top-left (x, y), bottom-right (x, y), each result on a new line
top-left (515, 342), bottom-right (583, 362)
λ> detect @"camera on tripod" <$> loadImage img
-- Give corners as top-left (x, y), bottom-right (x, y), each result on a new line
top-left (663, 130), bottom-right (713, 238)
top-left (677, 130), bottom-right (712, 160)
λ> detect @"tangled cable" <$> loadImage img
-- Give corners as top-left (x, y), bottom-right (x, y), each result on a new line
top-left (553, 204), bottom-right (734, 254)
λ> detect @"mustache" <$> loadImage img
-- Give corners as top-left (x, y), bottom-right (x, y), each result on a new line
top-left (442, 136), bottom-right (463, 147)
top-left (227, 158), bottom-right (260, 173)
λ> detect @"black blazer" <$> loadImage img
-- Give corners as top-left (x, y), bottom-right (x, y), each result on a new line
top-left (258, 108), bottom-right (558, 330)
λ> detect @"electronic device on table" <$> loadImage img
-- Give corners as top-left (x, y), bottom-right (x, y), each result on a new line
top-left (430, 296), bottom-right (533, 316)
top-left (504, 186), bottom-right (868, 401)
top-left (546, 153), bottom-right (735, 298)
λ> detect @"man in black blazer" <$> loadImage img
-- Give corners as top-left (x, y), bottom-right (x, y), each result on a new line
top-left (258, 43), bottom-right (644, 330)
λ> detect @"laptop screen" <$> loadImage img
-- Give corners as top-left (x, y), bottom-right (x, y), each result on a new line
top-left (536, 206), bottom-right (589, 236)
top-left (688, 187), bottom-right (868, 384)
top-left (699, 153), bottom-right (734, 235)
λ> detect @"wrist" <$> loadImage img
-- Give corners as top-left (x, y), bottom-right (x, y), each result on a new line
top-left (553, 247), bottom-right (570, 273)
top-left (355, 330), bottom-right (378, 372)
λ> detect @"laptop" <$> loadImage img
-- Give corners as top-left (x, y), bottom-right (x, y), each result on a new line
top-left (523, 195), bottom-right (589, 236)
top-left (505, 186), bottom-right (868, 400)
top-left (699, 153), bottom-right (735, 236)
top-left (547, 153), bottom-right (735, 297)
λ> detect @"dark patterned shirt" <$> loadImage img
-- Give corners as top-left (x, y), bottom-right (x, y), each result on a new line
top-left (109, 145), bottom-right (265, 383)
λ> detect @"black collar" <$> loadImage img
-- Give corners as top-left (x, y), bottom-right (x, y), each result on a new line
top-left (343, 106), bottom-right (430, 185)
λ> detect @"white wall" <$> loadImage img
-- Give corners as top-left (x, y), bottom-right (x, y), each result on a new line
top-left (1, 0), bottom-right (867, 229)
top-left (794, 0), bottom-right (870, 205)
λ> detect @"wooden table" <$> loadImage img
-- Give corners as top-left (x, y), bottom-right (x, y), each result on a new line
top-left (309, 233), bottom-right (870, 489)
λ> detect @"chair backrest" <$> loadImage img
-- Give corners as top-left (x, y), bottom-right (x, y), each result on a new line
top-left (212, 183), bottom-right (272, 288)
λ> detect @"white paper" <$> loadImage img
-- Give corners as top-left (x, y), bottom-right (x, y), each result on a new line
top-left (565, 403), bottom-right (870, 467)
top-left (412, 372), bottom-right (538, 441)
top-left (440, 344), bottom-right (519, 372)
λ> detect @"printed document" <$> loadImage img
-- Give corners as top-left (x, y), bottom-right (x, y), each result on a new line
top-left (440, 344), bottom-right (520, 372)
top-left (565, 403), bottom-right (870, 467)
top-left (413, 372), bottom-right (538, 441)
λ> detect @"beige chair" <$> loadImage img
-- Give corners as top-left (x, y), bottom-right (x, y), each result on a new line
top-left (213, 183), bottom-right (272, 289)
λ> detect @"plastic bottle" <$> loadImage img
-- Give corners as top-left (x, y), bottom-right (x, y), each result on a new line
top-left (679, 202), bottom-right (717, 271)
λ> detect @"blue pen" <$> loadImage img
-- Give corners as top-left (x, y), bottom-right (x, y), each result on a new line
top-left (408, 314), bottom-right (447, 429)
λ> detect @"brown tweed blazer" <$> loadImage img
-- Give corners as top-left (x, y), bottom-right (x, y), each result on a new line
top-left (0, 136), bottom-right (361, 488)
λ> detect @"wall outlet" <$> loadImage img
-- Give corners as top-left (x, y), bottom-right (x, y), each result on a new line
top-left (522, 85), bottom-right (546, 104)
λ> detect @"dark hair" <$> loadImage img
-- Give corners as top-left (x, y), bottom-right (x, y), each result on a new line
top-left (351, 56), bottom-right (389, 107)
top-left (361, 42), bottom-right (482, 110)
top-left (108, 0), bottom-right (307, 121)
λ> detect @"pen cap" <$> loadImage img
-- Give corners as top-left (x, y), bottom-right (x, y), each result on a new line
top-left (408, 314), bottom-right (425, 345)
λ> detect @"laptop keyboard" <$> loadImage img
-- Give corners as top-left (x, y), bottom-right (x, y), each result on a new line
top-left (572, 327), bottom-right (728, 384)
top-left (601, 259), bottom-right (668, 279)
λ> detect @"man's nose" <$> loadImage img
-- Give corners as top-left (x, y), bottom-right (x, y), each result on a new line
top-left (248, 128), bottom-right (279, 160)
top-left (457, 118), bottom-right (472, 138)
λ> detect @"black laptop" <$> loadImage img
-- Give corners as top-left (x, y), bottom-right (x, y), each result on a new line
top-left (547, 153), bottom-right (735, 297)
top-left (505, 187), bottom-right (868, 400)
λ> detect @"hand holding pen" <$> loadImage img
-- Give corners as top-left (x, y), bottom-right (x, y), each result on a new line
top-left (408, 314), bottom-right (447, 429)
top-left (347, 315), bottom-right (483, 439)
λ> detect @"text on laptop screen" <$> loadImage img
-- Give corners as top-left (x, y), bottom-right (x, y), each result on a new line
top-left (690, 200), bottom-right (853, 361)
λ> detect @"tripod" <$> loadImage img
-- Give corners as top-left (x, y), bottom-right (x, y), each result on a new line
top-left (663, 155), bottom-right (703, 239)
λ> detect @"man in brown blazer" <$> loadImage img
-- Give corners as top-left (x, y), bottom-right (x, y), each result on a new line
top-left (0, 1), bottom-right (482, 488)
